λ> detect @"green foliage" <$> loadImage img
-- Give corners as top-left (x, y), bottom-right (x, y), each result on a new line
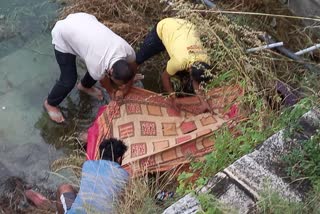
top-left (197, 193), bottom-right (236, 214)
top-left (258, 188), bottom-right (304, 214)
top-left (283, 132), bottom-right (320, 186)
top-left (206, 69), bottom-right (235, 88)
top-left (135, 197), bottom-right (163, 214)
top-left (199, 122), bottom-right (263, 177)
top-left (176, 172), bottom-right (195, 195)
top-left (276, 97), bottom-right (320, 191)
top-left (257, 186), bottom-right (320, 214)
top-left (272, 97), bottom-right (316, 136)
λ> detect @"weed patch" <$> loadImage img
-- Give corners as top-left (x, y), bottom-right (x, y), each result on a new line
top-left (257, 185), bottom-right (320, 214)
top-left (282, 129), bottom-right (320, 187)
top-left (197, 193), bottom-right (236, 214)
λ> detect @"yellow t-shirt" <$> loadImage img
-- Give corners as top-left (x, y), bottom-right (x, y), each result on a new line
top-left (156, 18), bottom-right (209, 76)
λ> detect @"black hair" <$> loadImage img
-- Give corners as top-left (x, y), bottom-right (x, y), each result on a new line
top-left (99, 138), bottom-right (128, 163)
top-left (190, 62), bottom-right (212, 83)
top-left (112, 60), bottom-right (134, 84)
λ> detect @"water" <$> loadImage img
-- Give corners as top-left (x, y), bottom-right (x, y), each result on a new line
top-left (0, 0), bottom-right (103, 190)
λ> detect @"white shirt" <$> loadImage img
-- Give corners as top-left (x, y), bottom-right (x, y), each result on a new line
top-left (51, 13), bottom-right (136, 80)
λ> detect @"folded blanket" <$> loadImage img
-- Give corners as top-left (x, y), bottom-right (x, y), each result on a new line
top-left (87, 85), bottom-right (243, 175)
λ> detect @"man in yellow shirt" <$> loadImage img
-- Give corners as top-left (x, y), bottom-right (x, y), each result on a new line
top-left (135, 18), bottom-right (212, 112)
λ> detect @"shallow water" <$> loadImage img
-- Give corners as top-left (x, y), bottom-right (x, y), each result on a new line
top-left (0, 0), bottom-right (104, 189)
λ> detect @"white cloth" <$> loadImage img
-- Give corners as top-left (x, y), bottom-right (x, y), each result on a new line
top-left (52, 13), bottom-right (136, 80)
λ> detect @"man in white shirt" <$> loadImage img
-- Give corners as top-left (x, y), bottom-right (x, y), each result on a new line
top-left (45, 13), bottom-right (137, 123)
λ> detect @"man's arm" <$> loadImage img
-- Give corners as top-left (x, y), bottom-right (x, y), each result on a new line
top-left (162, 70), bottom-right (181, 111)
top-left (161, 70), bottom-right (174, 94)
top-left (118, 62), bottom-right (138, 98)
top-left (128, 62), bottom-right (138, 76)
top-left (119, 79), bottom-right (133, 98)
top-left (192, 80), bottom-right (210, 113)
top-left (99, 76), bottom-right (116, 99)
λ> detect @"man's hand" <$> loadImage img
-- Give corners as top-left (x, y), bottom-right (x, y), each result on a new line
top-left (114, 90), bottom-right (124, 100)
top-left (109, 89), bottom-right (116, 100)
top-left (108, 89), bottom-right (124, 101)
top-left (198, 101), bottom-right (210, 113)
top-left (100, 76), bottom-right (114, 96)
top-left (161, 70), bottom-right (174, 93)
top-left (169, 94), bottom-right (180, 112)
top-left (192, 80), bottom-right (212, 113)
top-left (134, 73), bottom-right (144, 82)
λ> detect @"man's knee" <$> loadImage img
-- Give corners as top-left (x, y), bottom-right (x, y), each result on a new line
top-left (57, 184), bottom-right (74, 196)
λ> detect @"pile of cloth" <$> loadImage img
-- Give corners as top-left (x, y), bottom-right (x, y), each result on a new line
top-left (87, 85), bottom-right (243, 175)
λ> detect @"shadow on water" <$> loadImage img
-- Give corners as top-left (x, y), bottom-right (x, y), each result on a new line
top-left (35, 92), bottom-right (106, 150)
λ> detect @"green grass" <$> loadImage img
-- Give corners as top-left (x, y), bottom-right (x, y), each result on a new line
top-left (196, 193), bottom-right (236, 214)
top-left (257, 186), bottom-right (320, 214)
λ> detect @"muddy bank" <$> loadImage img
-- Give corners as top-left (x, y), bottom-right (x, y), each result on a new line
top-left (0, 143), bottom-right (62, 213)
top-left (0, 142), bottom-right (64, 189)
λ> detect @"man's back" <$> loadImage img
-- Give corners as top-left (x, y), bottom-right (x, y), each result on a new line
top-left (51, 12), bottom-right (135, 80)
top-left (68, 160), bottom-right (129, 214)
top-left (156, 18), bottom-right (209, 75)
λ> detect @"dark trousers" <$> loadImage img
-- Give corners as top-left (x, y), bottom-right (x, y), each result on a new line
top-left (135, 24), bottom-right (166, 65)
top-left (136, 24), bottom-right (195, 95)
top-left (47, 49), bottom-right (97, 106)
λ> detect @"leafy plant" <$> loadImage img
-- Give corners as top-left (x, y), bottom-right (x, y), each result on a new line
top-left (197, 193), bottom-right (236, 214)
top-left (282, 132), bottom-right (320, 186)
top-left (257, 185), bottom-right (320, 214)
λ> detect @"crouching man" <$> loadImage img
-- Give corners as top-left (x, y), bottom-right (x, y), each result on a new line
top-left (45, 12), bottom-right (137, 123)
top-left (56, 138), bottom-right (128, 214)
top-left (135, 18), bottom-right (213, 112)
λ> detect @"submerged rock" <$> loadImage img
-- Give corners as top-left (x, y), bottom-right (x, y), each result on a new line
top-left (0, 142), bottom-right (64, 191)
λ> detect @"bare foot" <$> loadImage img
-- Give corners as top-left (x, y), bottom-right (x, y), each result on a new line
top-left (44, 100), bottom-right (65, 123)
top-left (77, 82), bottom-right (103, 101)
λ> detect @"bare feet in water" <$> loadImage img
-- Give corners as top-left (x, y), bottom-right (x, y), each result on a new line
top-left (77, 82), bottom-right (103, 101)
top-left (43, 100), bottom-right (65, 123)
